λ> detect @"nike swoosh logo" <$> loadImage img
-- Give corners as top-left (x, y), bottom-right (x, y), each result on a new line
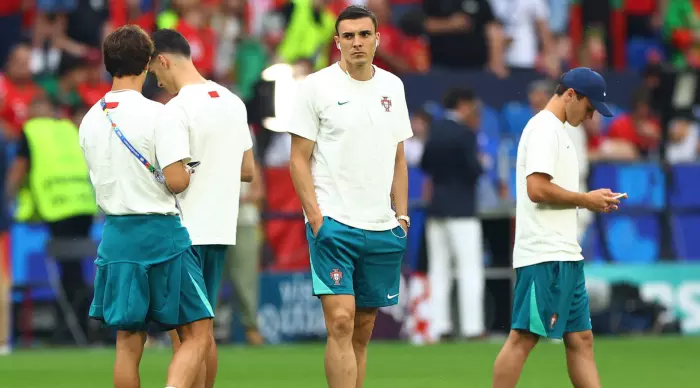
top-left (387, 293), bottom-right (399, 299)
top-left (337, 101), bottom-right (350, 106)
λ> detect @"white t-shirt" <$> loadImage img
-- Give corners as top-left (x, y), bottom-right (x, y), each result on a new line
top-left (513, 110), bottom-right (583, 268)
top-left (158, 81), bottom-right (253, 245)
top-left (79, 90), bottom-right (190, 215)
top-left (288, 64), bottom-right (413, 231)
top-left (502, 0), bottom-right (550, 68)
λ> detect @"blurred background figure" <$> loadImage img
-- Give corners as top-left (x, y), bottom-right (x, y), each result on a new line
top-left (226, 137), bottom-right (265, 346)
top-left (6, 95), bottom-right (97, 344)
top-left (404, 108), bottom-right (431, 167)
top-left (421, 87), bottom-right (485, 341)
top-left (666, 110), bottom-right (700, 164)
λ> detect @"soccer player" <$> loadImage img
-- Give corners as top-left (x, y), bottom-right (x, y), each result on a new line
top-left (148, 29), bottom-right (255, 388)
top-left (492, 68), bottom-right (624, 388)
top-left (288, 5), bottom-right (412, 388)
top-left (80, 25), bottom-right (213, 388)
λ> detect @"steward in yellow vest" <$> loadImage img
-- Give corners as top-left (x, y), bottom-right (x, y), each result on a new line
top-left (276, 0), bottom-right (336, 71)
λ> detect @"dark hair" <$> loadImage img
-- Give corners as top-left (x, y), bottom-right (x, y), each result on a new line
top-left (103, 25), bottom-right (154, 78)
top-left (443, 87), bottom-right (476, 110)
top-left (335, 5), bottom-right (378, 34)
top-left (152, 29), bottom-right (191, 57)
top-left (555, 84), bottom-right (585, 100)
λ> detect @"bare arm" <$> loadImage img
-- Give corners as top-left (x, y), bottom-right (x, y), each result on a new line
top-left (162, 161), bottom-right (191, 194)
top-left (391, 143), bottom-right (409, 226)
top-left (424, 14), bottom-right (470, 35)
top-left (526, 172), bottom-right (586, 207)
top-left (486, 22), bottom-right (507, 75)
top-left (241, 148), bottom-right (255, 183)
top-left (289, 134), bottom-right (322, 226)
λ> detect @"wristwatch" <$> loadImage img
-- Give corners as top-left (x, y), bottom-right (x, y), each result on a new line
top-left (397, 215), bottom-right (411, 228)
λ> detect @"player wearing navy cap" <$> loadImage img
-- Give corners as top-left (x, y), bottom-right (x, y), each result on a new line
top-left (492, 68), bottom-right (623, 388)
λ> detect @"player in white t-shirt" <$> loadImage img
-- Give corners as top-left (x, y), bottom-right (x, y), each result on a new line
top-left (148, 29), bottom-right (255, 388)
top-left (288, 5), bottom-right (412, 387)
top-left (80, 25), bottom-right (213, 388)
top-left (493, 68), bottom-right (624, 388)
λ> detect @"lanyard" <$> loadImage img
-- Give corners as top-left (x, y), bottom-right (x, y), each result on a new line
top-left (100, 97), bottom-right (166, 184)
top-left (100, 96), bottom-right (183, 216)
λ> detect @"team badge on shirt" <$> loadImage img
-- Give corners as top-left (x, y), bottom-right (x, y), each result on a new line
top-left (381, 96), bottom-right (392, 112)
top-left (330, 268), bottom-right (344, 285)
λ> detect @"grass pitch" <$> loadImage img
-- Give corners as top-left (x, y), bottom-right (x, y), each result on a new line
top-left (1, 336), bottom-right (698, 387)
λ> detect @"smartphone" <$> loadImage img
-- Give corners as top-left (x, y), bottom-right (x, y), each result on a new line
top-left (612, 193), bottom-right (628, 200)
top-left (187, 161), bottom-right (201, 168)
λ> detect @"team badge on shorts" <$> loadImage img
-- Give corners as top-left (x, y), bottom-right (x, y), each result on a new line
top-left (381, 96), bottom-right (392, 112)
top-left (330, 268), bottom-right (343, 285)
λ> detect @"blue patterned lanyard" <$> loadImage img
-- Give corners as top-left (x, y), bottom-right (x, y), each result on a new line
top-left (100, 97), bottom-right (166, 184)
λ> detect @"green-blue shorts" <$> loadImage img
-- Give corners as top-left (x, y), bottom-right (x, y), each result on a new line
top-left (511, 261), bottom-right (592, 339)
top-left (306, 217), bottom-right (407, 308)
top-left (192, 245), bottom-right (228, 309)
top-left (89, 215), bottom-right (214, 332)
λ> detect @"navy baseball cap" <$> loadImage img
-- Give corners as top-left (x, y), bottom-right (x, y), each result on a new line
top-left (561, 67), bottom-right (613, 117)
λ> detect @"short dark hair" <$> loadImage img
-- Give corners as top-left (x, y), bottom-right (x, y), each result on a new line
top-left (555, 84), bottom-right (585, 100)
top-left (443, 87), bottom-right (477, 110)
top-left (335, 5), bottom-right (378, 34)
top-left (103, 25), bottom-right (153, 78)
top-left (152, 29), bottom-right (191, 57)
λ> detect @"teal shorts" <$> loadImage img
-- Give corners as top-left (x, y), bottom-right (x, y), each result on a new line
top-left (89, 215), bottom-right (214, 331)
top-left (511, 261), bottom-right (592, 339)
top-left (192, 245), bottom-right (228, 309)
top-left (306, 217), bottom-right (407, 308)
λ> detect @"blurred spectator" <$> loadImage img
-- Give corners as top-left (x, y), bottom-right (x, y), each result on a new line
top-left (663, 0), bottom-right (700, 69)
top-left (177, 6), bottom-right (217, 78)
top-left (666, 111), bottom-right (700, 164)
top-left (270, 0), bottom-right (336, 70)
top-left (422, 0), bottom-right (507, 76)
top-left (54, 0), bottom-right (109, 62)
top-left (528, 79), bottom-right (556, 113)
top-left (76, 56), bottom-right (111, 106)
top-left (607, 88), bottom-right (661, 158)
top-left (0, 44), bottom-right (42, 140)
top-left (547, 0), bottom-right (569, 37)
top-left (226, 150), bottom-right (265, 346)
top-left (0, 0), bottom-right (24, 69)
top-left (211, 0), bottom-right (247, 82)
top-left (366, 0), bottom-right (423, 73)
top-left (493, 0), bottom-right (558, 77)
top-left (585, 113), bottom-right (639, 162)
top-left (625, 0), bottom-right (665, 39)
top-left (36, 54), bottom-right (87, 117)
top-left (577, 27), bottom-right (607, 71)
top-left (7, 95), bottom-right (97, 343)
top-left (404, 108), bottom-right (431, 166)
top-left (421, 87), bottom-right (484, 341)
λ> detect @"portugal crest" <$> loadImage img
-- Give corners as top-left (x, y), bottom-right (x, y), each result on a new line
top-left (381, 96), bottom-right (392, 112)
top-left (330, 268), bottom-right (343, 286)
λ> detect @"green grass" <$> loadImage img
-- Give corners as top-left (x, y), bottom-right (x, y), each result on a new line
top-left (1, 337), bottom-right (698, 387)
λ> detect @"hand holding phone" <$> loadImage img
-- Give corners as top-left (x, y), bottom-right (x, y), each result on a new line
top-left (612, 193), bottom-right (628, 200)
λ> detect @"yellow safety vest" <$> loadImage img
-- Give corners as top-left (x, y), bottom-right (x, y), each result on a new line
top-left (15, 118), bottom-right (97, 223)
top-left (277, 0), bottom-right (336, 70)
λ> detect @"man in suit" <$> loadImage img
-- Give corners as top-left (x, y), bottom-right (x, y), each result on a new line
top-left (421, 87), bottom-right (485, 341)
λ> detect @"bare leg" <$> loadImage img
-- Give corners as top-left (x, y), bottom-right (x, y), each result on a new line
top-left (204, 331), bottom-right (217, 388)
top-left (166, 319), bottom-right (212, 388)
top-left (168, 328), bottom-right (207, 388)
top-left (352, 308), bottom-right (378, 388)
top-left (492, 330), bottom-right (539, 388)
top-left (321, 295), bottom-right (357, 388)
top-left (0, 253), bottom-right (10, 353)
top-left (564, 330), bottom-right (601, 388)
top-left (114, 331), bottom-right (146, 388)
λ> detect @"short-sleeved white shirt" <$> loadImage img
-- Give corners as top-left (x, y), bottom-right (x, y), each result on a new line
top-left (79, 90), bottom-right (191, 215)
top-left (158, 81), bottom-right (253, 245)
top-left (288, 64), bottom-right (413, 231)
top-left (513, 110), bottom-right (583, 268)
top-left (502, 0), bottom-right (550, 68)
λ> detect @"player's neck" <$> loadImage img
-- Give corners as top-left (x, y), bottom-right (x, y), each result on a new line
top-left (174, 64), bottom-right (208, 92)
top-left (111, 75), bottom-right (144, 94)
top-left (340, 60), bottom-right (374, 81)
top-left (544, 98), bottom-right (566, 123)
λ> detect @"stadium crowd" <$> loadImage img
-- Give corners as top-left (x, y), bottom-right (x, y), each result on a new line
top-left (0, 0), bottom-right (694, 348)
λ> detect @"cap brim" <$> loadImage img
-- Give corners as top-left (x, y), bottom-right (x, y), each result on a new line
top-left (591, 100), bottom-right (613, 117)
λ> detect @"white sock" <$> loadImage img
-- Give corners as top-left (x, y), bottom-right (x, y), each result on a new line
top-left (166, 386), bottom-right (177, 388)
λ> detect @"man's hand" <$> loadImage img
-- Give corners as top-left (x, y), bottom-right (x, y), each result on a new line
top-left (310, 216), bottom-right (324, 237)
top-left (582, 189), bottom-right (622, 213)
top-left (398, 219), bottom-right (409, 233)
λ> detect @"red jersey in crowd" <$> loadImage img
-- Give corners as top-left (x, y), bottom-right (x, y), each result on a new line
top-left (177, 20), bottom-right (216, 77)
top-left (0, 74), bottom-right (41, 136)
